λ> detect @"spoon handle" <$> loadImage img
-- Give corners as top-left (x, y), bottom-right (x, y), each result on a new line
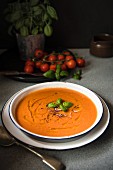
top-left (16, 141), bottom-right (66, 170)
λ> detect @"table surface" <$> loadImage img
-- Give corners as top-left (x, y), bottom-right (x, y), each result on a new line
top-left (0, 49), bottom-right (113, 170)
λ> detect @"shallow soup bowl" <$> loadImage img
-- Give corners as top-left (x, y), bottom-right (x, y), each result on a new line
top-left (9, 82), bottom-right (103, 142)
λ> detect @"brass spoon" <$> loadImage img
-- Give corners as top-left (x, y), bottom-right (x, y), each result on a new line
top-left (0, 126), bottom-right (66, 170)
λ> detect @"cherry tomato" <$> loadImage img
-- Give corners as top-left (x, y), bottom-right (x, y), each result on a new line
top-left (50, 64), bottom-right (57, 72)
top-left (61, 63), bottom-right (67, 71)
top-left (62, 51), bottom-right (71, 55)
top-left (24, 65), bottom-right (34, 73)
top-left (35, 61), bottom-right (42, 69)
top-left (57, 54), bottom-right (65, 61)
top-left (48, 54), bottom-right (57, 62)
top-left (66, 59), bottom-right (76, 69)
top-left (40, 63), bottom-right (50, 72)
top-left (66, 55), bottom-right (74, 61)
top-left (76, 58), bottom-right (85, 67)
top-left (34, 49), bottom-right (44, 58)
top-left (25, 59), bottom-right (35, 67)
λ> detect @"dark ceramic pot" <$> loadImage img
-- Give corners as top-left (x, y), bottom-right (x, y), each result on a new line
top-left (16, 34), bottom-right (45, 60)
top-left (90, 33), bottom-right (113, 58)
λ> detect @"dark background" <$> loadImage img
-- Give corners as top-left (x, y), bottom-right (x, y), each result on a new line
top-left (0, 0), bottom-right (113, 49)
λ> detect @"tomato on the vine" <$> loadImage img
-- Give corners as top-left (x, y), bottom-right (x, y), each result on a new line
top-left (50, 64), bottom-right (57, 72)
top-left (35, 61), bottom-right (42, 69)
top-left (57, 54), bottom-right (65, 61)
top-left (66, 55), bottom-right (74, 61)
top-left (76, 58), bottom-right (85, 67)
top-left (34, 49), bottom-right (44, 58)
top-left (25, 59), bottom-right (35, 67)
top-left (40, 63), bottom-right (49, 72)
top-left (61, 63), bottom-right (67, 71)
top-left (62, 51), bottom-right (71, 56)
top-left (24, 65), bottom-right (34, 73)
top-left (48, 54), bottom-right (57, 62)
top-left (66, 59), bottom-right (76, 69)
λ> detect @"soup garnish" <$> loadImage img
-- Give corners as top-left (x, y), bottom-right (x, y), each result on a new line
top-left (47, 98), bottom-right (73, 112)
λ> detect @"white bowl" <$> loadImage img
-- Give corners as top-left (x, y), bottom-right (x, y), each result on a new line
top-left (9, 82), bottom-right (103, 142)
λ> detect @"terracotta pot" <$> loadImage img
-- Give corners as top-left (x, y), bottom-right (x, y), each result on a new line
top-left (90, 33), bottom-right (113, 58)
top-left (16, 34), bottom-right (45, 60)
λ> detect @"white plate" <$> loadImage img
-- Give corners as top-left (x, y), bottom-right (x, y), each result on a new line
top-left (1, 93), bottom-right (110, 150)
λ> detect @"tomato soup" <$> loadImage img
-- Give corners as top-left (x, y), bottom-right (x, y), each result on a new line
top-left (15, 88), bottom-right (97, 137)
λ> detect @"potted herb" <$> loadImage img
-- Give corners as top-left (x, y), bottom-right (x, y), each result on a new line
top-left (4, 0), bottom-right (58, 60)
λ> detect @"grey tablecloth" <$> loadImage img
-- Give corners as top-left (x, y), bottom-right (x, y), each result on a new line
top-left (0, 49), bottom-right (113, 170)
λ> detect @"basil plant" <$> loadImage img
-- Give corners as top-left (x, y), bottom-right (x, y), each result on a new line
top-left (4, 0), bottom-right (58, 37)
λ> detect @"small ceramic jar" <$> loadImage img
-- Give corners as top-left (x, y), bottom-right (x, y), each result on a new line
top-left (90, 33), bottom-right (113, 58)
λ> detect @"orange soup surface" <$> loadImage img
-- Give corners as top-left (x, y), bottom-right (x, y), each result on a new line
top-left (16, 88), bottom-right (97, 137)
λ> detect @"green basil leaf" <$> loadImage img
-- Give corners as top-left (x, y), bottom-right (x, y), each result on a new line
top-left (43, 70), bottom-right (55, 79)
top-left (44, 24), bottom-right (53, 36)
top-left (55, 72), bottom-right (60, 81)
top-left (47, 5), bottom-right (58, 20)
top-left (55, 64), bottom-right (61, 80)
top-left (48, 102), bottom-right (57, 108)
top-left (10, 11), bottom-right (21, 22)
top-left (15, 20), bottom-right (24, 30)
top-left (73, 74), bottom-right (81, 80)
top-left (59, 104), bottom-right (67, 112)
top-left (43, 13), bottom-right (49, 21)
top-left (56, 64), bottom-right (61, 73)
top-left (76, 70), bottom-right (82, 75)
top-left (31, 27), bottom-right (38, 35)
top-left (63, 102), bottom-right (73, 108)
top-left (20, 26), bottom-right (29, 36)
top-left (60, 71), bottom-right (69, 77)
top-left (24, 18), bottom-right (32, 27)
top-left (33, 5), bottom-right (42, 14)
top-left (56, 98), bottom-right (62, 105)
top-left (39, 4), bottom-right (46, 10)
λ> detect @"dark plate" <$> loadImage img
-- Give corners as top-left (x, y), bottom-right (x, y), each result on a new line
top-left (5, 74), bottom-right (55, 83)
